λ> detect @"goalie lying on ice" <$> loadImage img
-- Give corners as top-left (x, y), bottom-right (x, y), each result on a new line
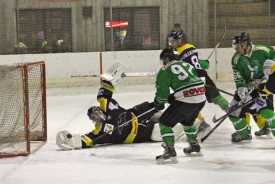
top-left (56, 63), bottom-right (184, 150)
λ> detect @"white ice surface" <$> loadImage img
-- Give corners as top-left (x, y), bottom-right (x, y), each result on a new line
top-left (1, 83), bottom-right (275, 184)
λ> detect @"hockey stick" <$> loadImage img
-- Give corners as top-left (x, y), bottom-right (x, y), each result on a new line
top-left (217, 88), bottom-right (234, 97)
top-left (206, 84), bottom-right (234, 97)
top-left (201, 98), bottom-right (255, 143)
top-left (212, 98), bottom-right (255, 123)
top-left (91, 108), bottom-right (156, 145)
top-left (207, 24), bottom-right (227, 60)
top-left (200, 115), bottom-right (227, 143)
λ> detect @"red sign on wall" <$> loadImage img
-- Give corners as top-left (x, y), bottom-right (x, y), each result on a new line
top-left (105, 21), bottom-right (128, 28)
top-left (42, 0), bottom-right (82, 2)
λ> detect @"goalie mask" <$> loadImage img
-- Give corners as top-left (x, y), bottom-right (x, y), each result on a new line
top-left (87, 106), bottom-right (107, 123)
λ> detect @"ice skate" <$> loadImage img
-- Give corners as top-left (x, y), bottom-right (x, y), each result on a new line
top-left (156, 143), bottom-right (178, 164)
top-left (254, 124), bottom-right (273, 139)
top-left (231, 132), bottom-right (252, 143)
top-left (183, 140), bottom-right (203, 156)
top-left (197, 119), bottom-right (210, 134)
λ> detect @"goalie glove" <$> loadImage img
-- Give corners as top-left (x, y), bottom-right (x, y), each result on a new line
top-left (101, 62), bottom-right (125, 87)
top-left (237, 87), bottom-right (251, 103)
top-left (56, 130), bottom-right (82, 150)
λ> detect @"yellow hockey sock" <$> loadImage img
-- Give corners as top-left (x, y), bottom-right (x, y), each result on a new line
top-left (197, 112), bottom-right (204, 121)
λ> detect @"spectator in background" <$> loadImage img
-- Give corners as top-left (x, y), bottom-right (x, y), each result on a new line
top-left (52, 32), bottom-right (69, 53)
top-left (14, 39), bottom-right (28, 54)
top-left (166, 23), bottom-right (185, 47)
top-left (32, 31), bottom-right (48, 53)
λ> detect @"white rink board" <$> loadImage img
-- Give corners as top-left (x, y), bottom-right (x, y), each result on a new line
top-left (0, 48), bottom-right (235, 82)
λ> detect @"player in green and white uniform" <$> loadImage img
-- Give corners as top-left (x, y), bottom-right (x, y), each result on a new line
top-left (228, 33), bottom-right (275, 142)
top-left (232, 32), bottom-right (275, 137)
top-left (154, 48), bottom-right (206, 164)
top-left (168, 31), bottom-right (230, 134)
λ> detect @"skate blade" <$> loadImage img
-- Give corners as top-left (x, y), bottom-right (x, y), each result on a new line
top-left (255, 133), bottom-right (273, 139)
top-left (156, 157), bottom-right (178, 165)
top-left (184, 151), bottom-right (203, 157)
top-left (231, 139), bottom-right (252, 144)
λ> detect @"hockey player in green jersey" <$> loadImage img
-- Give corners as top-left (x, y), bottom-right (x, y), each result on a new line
top-left (154, 48), bottom-right (206, 164)
top-left (231, 32), bottom-right (275, 137)
top-left (228, 34), bottom-right (275, 142)
top-left (168, 31), bottom-right (229, 133)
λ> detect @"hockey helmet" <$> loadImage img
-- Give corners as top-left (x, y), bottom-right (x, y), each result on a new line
top-left (232, 32), bottom-right (251, 45)
top-left (168, 30), bottom-right (187, 47)
top-left (232, 32), bottom-right (251, 54)
top-left (160, 48), bottom-right (178, 65)
top-left (87, 106), bottom-right (106, 123)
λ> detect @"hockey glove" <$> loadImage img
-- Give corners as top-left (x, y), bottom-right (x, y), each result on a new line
top-left (168, 93), bottom-right (175, 104)
top-left (248, 79), bottom-right (262, 91)
top-left (198, 59), bottom-right (210, 70)
top-left (153, 98), bottom-right (165, 111)
top-left (257, 82), bottom-right (268, 100)
top-left (237, 87), bottom-right (251, 103)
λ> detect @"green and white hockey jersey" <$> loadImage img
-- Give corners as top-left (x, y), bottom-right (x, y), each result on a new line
top-left (232, 53), bottom-right (264, 89)
top-left (155, 61), bottom-right (206, 104)
top-left (246, 44), bottom-right (275, 62)
top-left (232, 44), bottom-right (275, 89)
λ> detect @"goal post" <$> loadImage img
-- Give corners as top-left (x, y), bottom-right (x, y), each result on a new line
top-left (0, 61), bottom-right (47, 157)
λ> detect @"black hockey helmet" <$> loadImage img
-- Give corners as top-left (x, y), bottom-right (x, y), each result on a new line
top-left (87, 106), bottom-right (106, 123)
top-left (232, 32), bottom-right (251, 45)
top-left (168, 30), bottom-right (187, 46)
top-left (160, 48), bottom-right (178, 65)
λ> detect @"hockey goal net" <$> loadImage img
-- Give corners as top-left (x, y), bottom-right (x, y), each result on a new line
top-left (0, 61), bottom-right (47, 157)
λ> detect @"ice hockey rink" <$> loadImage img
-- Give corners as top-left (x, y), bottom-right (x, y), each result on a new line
top-left (0, 82), bottom-right (275, 184)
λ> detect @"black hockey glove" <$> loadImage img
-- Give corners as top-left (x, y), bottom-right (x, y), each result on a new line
top-left (257, 82), bottom-right (268, 100)
top-left (168, 93), bottom-right (175, 104)
top-left (154, 98), bottom-right (165, 111)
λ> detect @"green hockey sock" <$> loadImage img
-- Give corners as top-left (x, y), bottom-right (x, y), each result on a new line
top-left (229, 116), bottom-right (250, 138)
top-left (159, 123), bottom-right (174, 146)
top-left (184, 125), bottom-right (197, 143)
top-left (260, 109), bottom-right (275, 137)
top-left (212, 95), bottom-right (229, 110)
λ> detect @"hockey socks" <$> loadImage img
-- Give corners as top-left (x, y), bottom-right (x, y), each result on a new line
top-left (229, 116), bottom-right (252, 142)
top-left (183, 126), bottom-right (202, 156)
top-left (159, 123), bottom-right (175, 146)
top-left (212, 95), bottom-right (229, 110)
top-left (156, 123), bottom-right (178, 164)
top-left (260, 109), bottom-right (275, 137)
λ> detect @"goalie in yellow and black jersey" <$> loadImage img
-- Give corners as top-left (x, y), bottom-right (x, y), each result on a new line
top-left (56, 62), bottom-right (185, 150)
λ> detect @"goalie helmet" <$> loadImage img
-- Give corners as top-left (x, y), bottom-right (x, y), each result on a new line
top-left (160, 48), bottom-right (177, 65)
top-left (87, 106), bottom-right (107, 123)
top-left (168, 30), bottom-right (187, 47)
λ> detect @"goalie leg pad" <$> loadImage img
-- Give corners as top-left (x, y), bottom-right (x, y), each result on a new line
top-left (101, 62), bottom-right (124, 86)
top-left (56, 130), bottom-right (82, 150)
